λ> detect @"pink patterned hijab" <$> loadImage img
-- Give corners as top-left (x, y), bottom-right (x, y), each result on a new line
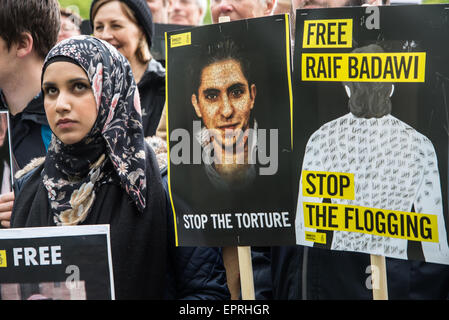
top-left (41, 36), bottom-right (147, 225)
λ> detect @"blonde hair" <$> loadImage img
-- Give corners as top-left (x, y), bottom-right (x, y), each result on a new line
top-left (92, 0), bottom-right (151, 64)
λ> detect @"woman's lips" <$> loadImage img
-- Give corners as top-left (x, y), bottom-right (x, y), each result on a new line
top-left (57, 119), bottom-right (76, 129)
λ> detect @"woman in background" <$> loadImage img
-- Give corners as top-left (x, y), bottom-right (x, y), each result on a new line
top-left (91, 0), bottom-right (165, 137)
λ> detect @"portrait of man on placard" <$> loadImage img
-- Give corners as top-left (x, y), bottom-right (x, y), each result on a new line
top-left (167, 17), bottom-right (294, 246)
top-left (190, 39), bottom-right (259, 190)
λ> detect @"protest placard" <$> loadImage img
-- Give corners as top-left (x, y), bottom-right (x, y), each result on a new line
top-left (0, 225), bottom-right (114, 300)
top-left (166, 14), bottom-right (295, 247)
top-left (293, 4), bottom-right (449, 266)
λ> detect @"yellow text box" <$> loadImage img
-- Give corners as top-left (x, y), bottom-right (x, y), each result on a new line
top-left (0, 250), bottom-right (7, 267)
top-left (302, 171), bottom-right (354, 200)
top-left (170, 32), bottom-right (191, 48)
top-left (305, 231), bottom-right (327, 244)
top-left (303, 19), bottom-right (353, 48)
top-left (301, 52), bottom-right (426, 82)
top-left (303, 202), bottom-right (438, 242)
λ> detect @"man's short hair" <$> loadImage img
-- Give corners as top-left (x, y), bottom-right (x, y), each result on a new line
top-left (0, 0), bottom-right (60, 60)
top-left (191, 39), bottom-right (252, 95)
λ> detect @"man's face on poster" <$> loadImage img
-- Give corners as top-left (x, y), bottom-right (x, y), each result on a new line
top-left (191, 58), bottom-right (256, 149)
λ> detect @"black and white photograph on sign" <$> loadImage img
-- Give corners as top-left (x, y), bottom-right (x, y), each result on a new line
top-left (0, 111), bottom-right (13, 195)
top-left (293, 5), bottom-right (449, 265)
top-left (166, 15), bottom-right (295, 246)
top-left (0, 225), bottom-right (114, 300)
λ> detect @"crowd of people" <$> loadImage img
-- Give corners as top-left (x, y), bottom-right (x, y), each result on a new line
top-left (0, 0), bottom-right (448, 300)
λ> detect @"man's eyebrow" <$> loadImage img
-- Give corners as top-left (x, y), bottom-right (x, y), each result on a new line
top-left (202, 88), bottom-right (220, 95)
top-left (227, 82), bottom-right (246, 93)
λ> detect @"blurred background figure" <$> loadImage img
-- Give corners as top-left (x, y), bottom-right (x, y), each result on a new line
top-left (0, 113), bottom-right (11, 195)
top-left (273, 0), bottom-right (291, 14)
top-left (210, 0), bottom-right (276, 23)
top-left (91, 0), bottom-right (166, 137)
top-left (168, 0), bottom-right (207, 25)
top-left (58, 7), bottom-right (82, 42)
top-left (146, 0), bottom-right (170, 23)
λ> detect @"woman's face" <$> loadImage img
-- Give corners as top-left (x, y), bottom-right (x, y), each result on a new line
top-left (93, 1), bottom-right (143, 62)
top-left (42, 62), bottom-right (98, 145)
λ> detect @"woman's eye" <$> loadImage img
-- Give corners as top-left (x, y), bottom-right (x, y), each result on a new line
top-left (73, 83), bottom-right (89, 92)
top-left (44, 87), bottom-right (58, 96)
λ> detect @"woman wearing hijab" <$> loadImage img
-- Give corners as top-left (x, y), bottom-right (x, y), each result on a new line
top-left (10, 36), bottom-right (229, 300)
top-left (90, 0), bottom-right (165, 137)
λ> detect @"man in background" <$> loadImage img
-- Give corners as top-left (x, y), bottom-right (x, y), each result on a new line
top-left (273, 0), bottom-right (291, 14)
top-left (210, 0), bottom-right (276, 23)
top-left (169, 0), bottom-right (207, 25)
top-left (58, 7), bottom-right (82, 42)
top-left (146, 0), bottom-right (170, 23)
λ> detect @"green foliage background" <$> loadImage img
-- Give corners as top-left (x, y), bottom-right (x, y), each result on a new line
top-left (58, 0), bottom-right (212, 24)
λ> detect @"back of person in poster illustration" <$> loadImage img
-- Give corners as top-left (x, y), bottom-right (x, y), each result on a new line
top-left (288, 5), bottom-right (449, 300)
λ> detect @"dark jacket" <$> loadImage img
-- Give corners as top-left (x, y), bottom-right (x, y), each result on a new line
top-left (139, 59), bottom-right (166, 137)
top-left (271, 245), bottom-right (449, 299)
top-left (0, 90), bottom-right (50, 170)
top-left (160, 166), bottom-right (230, 300)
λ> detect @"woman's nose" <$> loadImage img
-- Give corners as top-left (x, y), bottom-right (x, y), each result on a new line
top-left (97, 27), bottom-right (114, 41)
top-left (55, 92), bottom-right (72, 113)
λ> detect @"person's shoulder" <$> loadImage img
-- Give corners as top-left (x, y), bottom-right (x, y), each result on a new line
top-left (144, 136), bottom-right (168, 171)
top-left (15, 157), bottom-right (45, 180)
top-left (140, 59), bottom-right (165, 87)
top-left (389, 115), bottom-right (436, 152)
top-left (147, 59), bottom-right (165, 77)
top-left (13, 157), bottom-right (45, 195)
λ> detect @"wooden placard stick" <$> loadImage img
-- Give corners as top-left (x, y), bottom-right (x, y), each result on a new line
top-left (222, 246), bottom-right (241, 300)
top-left (237, 246), bottom-right (255, 300)
top-left (370, 254), bottom-right (388, 300)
